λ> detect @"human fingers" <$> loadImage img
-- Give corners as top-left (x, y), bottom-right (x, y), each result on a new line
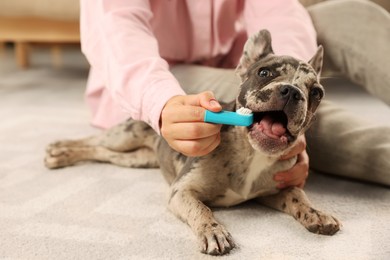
top-left (197, 91), bottom-right (222, 112)
top-left (280, 135), bottom-right (306, 160)
top-left (160, 93), bottom-right (223, 156)
top-left (163, 105), bottom-right (212, 124)
top-left (161, 92), bottom-right (222, 124)
top-left (274, 151), bottom-right (309, 189)
top-left (185, 91), bottom-right (222, 112)
top-left (170, 132), bottom-right (221, 157)
top-left (162, 122), bottom-right (222, 140)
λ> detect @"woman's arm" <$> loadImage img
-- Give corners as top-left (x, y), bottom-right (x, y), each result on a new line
top-left (80, 0), bottom-right (185, 133)
top-left (243, 0), bottom-right (318, 61)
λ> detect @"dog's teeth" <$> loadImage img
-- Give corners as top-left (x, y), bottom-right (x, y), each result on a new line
top-left (236, 107), bottom-right (252, 115)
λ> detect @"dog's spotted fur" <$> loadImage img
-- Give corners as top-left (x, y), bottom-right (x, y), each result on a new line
top-left (45, 30), bottom-right (340, 256)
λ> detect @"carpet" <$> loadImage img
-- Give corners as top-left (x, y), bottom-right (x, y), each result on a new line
top-left (0, 47), bottom-right (389, 259)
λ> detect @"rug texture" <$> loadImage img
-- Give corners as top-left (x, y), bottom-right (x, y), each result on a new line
top-left (0, 47), bottom-right (389, 259)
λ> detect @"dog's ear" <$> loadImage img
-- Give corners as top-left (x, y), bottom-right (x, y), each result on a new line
top-left (308, 45), bottom-right (324, 80)
top-left (236, 29), bottom-right (274, 79)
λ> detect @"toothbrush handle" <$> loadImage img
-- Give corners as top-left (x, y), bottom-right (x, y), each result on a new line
top-left (204, 110), bottom-right (253, 127)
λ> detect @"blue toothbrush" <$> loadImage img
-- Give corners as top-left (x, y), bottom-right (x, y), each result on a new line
top-left (204, 108), bottom-right (253, 127)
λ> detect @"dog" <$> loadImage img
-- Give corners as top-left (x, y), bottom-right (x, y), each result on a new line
top-left (45, 30), bottom-right (340, 255)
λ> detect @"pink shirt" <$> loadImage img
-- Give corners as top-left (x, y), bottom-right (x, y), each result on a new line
top-left (80, 0), bottom-right (317, 133)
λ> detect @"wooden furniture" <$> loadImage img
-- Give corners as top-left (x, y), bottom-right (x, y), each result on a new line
top-left (0, 17), bottom-right (80, 68)
top-left (0, 0), bottom-right (80, 68)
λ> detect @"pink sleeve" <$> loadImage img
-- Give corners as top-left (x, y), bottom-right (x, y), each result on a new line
top-left (80, 0), bottom-right (185, 133)
top-left (243, 0), bottom-right (317, 61)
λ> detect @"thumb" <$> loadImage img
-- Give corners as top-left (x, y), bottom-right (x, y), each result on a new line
top-left (198, 91), bottom-right (222, 112)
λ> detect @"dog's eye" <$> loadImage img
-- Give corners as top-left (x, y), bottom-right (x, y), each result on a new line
top-left (310, 88), bottom-right (323, 99)
top-left (258, 68), bottom-right (272, 77)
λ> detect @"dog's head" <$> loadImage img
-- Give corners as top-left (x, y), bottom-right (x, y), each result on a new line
top-left (235, 29), bottom-right (324, 155)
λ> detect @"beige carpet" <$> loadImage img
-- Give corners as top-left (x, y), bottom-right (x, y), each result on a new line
top-left (0, 47), bottom-right (390, 259)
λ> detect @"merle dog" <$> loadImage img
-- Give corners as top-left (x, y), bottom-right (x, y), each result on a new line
top-left (45, 30), bottom-right (340, 255)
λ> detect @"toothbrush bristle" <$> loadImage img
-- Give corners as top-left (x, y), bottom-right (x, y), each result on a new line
top-left (236, 107), bottom-right (253, 115)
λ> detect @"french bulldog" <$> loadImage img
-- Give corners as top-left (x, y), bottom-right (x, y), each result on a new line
top-left (45, 29), bottom-right (340, 255)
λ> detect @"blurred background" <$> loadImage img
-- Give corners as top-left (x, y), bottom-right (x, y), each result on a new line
top-left (0, 0), bottom-right (83, 70)
top-left (0, 0), bottom-right (389, 71)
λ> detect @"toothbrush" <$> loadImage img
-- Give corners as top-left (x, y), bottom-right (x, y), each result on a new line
top-left (204, 107), bottom-right (253, 126)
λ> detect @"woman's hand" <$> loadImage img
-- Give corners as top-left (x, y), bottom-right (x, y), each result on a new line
top-left (160, 91), bottom-right (222, 157)
top-left (274, 135), bottom-right (309, 189)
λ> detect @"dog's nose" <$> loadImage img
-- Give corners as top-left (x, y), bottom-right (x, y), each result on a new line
top-left (280, 85), bottom-right (304, 101)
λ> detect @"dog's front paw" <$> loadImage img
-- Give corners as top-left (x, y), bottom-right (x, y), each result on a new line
top-left (297, 207), bottom-right (341, 236)
top-left (198, 223), bottom-right (235, 255)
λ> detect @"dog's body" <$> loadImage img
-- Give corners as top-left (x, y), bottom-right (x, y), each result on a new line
top-left (45, 30), bottom-right (340, 255)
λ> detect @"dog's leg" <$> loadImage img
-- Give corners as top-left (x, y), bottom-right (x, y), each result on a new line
top-left (256, 187), bottom-right (341, 235)
top-left (45, 120), bottom-right (158, 169)
top-left (45, 146), bottom-right (158, 169)
top-left (48, 119), bottom-right (156, 152)
top-left (168, 189), bottom-right (235, 255)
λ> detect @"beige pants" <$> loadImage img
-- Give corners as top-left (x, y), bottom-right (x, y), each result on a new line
top-left (171, 0), bottom-right (390, 186)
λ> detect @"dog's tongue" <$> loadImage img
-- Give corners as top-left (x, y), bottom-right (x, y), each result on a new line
top-left (257, 115), bottom-right (286, 139)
